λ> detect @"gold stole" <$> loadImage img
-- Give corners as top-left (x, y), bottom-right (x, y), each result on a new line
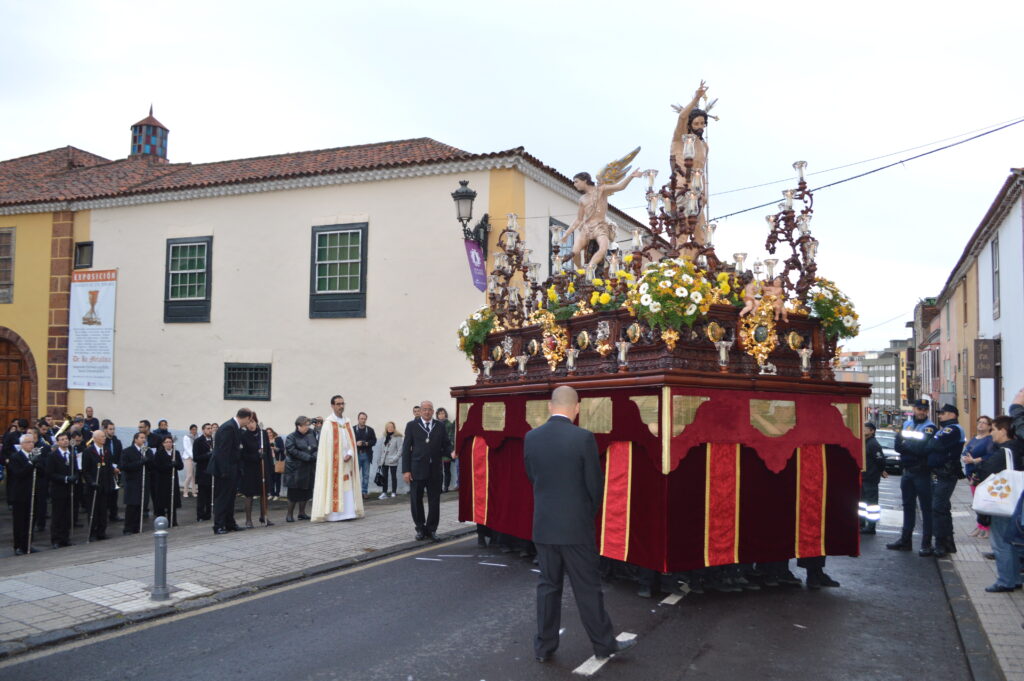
top-left (330, 420), bottom-right (360, 513)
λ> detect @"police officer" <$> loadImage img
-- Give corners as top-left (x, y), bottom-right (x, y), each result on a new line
top-left (926, 404), bottom-right (965, 558)
top-left (860, 423), bottom-right (887, 534)
top-left (886, 399), bottom-right (937, 555)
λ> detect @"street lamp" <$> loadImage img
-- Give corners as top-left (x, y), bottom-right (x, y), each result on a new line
top-left (451, 180), bottom-right (491, 259)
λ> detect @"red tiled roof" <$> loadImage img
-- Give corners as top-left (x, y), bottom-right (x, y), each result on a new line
top-left (0, 138), bottom-right (645, 228)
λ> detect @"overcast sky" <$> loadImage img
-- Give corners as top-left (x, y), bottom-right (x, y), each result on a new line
top-left (2, 0), bottom-right (1022, 351)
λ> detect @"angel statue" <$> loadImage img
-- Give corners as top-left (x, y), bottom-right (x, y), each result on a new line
top-left (562, 147), bottom-right (642, 269)
top-left (670, 80), bottom-right (717, 246)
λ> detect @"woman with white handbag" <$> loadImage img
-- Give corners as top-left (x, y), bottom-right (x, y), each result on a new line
top-left (971, 415), bottom-right (1024, 593)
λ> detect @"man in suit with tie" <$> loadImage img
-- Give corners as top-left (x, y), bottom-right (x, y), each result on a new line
top-left (192, 423), bottom-right (214, 521)
top-left (524, 385), bottom-right (636, 663)
top-left (101, 420), bottom-right (123, 522)
top-left (46, 432), bottom-right (77, 548)
top-left (82, 430), bottom-right (116, 541)
top-left (209, 408), bottom-right (252, 535)
top-left (402, 400), bottom-right (451, 541)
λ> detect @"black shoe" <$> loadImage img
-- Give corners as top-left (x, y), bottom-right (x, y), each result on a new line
top-left (597, 637), bottom-right (637, 660)
top-left (982, 552), bottom-right (996, 560)
top-left (286, 517), bottom-right (295, 523)
top-left (918, 546), bottom-right (935, 557)
top-left (735, 576), bottom-right (760, 591)
top-left (415, 531), bottom-right (426, 541)
top-left (297, 514), bottom-right (310, 520)
top-left (933, 545), bottom-right (948, 558)
top-left (945, 539), bottom-right (957, 554)
top-left (429, 532), bottom-right (441, 542)
top-left (776, 570), bottom-right (804, 587)
top-left (52, 543), bottom-right (61, 549)
top-left (817, 572), bottom-right (840, 587)
top-left (215, 528), bottom-right (230, 535)
top-left (637, 586), bottom-right (653, 598)
top-left (886, 539), bottom-right (913, 550)
top-left (15, 548), bottom-right (25, 556)
top-left (535, 655), bottom-right (550, 663)
top-left (860, 527), bottom-right (876, 535)
top-left (230, 525), bottom-right (245, 532)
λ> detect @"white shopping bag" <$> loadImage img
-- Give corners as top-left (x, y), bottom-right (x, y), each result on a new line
top-left (972, 449), bottom-right (1024, 517)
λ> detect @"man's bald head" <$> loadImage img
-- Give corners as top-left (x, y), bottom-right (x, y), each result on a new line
top-left (549, 386), bottom-right (580, 419)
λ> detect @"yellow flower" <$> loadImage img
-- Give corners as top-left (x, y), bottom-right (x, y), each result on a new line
top-left (593, 278), bottom-right (604, 287)
top-left (576, 268), bottom-right (586, 275)
top-left (590, 291), bottom-right (600, 305)
top-left (624, 254), bottom-right (633, 264)
top-left (599, 292), bottom-right (611, 305)
top-left (719, 283), bottom-right (731, 295)
top-left (568, 283), bottom-right (576, 294)
top-left (616, 269), bottom-right (628, 279)
top-left (716, 272), bottom-right (729, 282)
top-left (547, 289), bottom-right (557, 302)
top-left (624, 272), bottom-right (635, 280)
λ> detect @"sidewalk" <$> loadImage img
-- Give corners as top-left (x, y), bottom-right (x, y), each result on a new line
top-left (0, 495), bottom-right (470, 658)
top-left (946, 481), bottom-right (1024, 681)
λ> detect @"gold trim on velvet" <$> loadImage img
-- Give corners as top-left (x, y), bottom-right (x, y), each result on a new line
top-left (661, 386), bottom-right (671, 474)
top-left (525, 400), bottom-right (548, 429)
top-left (734, 443), bottom-right (741, 564)
top-left (672, 395), bottom-right (709, 437)
top-left (482, 402), bottom-right (506, 431)
top-left (629, 395), bottom-right (660, 436)
top-left (703, 443), bottom-right (711, 566)
top-left (579, 397), bottom-right (613, 434)
top-left (749, 399), bottom-right (796, 437)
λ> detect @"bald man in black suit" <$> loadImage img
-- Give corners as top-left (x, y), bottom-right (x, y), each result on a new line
top-left (524, 385), bottom-right (636, 663)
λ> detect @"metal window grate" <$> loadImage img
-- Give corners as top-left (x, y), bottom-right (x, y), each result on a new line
top-left (168, 242), bottom-right (208, 300)
top-left (224, 363), bottom-right (271, 401)
top-left (0, 228), bottom-right (13, 303)
top-left (315, 230), bottom-right (361, 293)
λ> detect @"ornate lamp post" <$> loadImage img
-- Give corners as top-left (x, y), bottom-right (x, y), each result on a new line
top-left (452, 180), bottom-right (491, 260)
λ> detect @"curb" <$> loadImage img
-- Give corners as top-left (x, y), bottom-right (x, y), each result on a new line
top-left (935, 557), bottom-right (1007, 681)
top-left (0, 525), bottom-right (476, 661)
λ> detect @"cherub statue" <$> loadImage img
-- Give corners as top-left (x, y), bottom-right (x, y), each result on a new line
top-left (761, 276), bottom-right (789, 322)
top-left (738, 271), bottom-right (760, 318)
top-left (670, 80), bottom-right (718, 246)
top-left (562, 148), bottom-right (642, 269)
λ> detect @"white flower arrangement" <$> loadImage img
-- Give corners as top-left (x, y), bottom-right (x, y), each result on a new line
top-left (640, 293), bottom-right (653, 306)
top-left (675, 286), bottom-right (688, 298)
top-left (649, 301), bottom-right (662, 313)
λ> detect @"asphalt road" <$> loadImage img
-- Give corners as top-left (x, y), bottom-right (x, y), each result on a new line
top-left (0, 502), bottom-right (968, 681)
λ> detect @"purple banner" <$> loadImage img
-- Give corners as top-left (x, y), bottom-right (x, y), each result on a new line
top-left (464, 239), bottom-right (487, 292)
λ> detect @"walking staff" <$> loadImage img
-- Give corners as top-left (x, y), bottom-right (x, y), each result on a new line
top-left (259, 427), bottom-right (270, 526)
top-left (27, 445), bottom-right (41, 551)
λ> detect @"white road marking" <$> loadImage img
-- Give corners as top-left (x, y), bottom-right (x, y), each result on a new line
top-left (531, 569), bottom-right (541, 574)
top-left (660, 593), bottom-right (684, 605)
top-left (415, 558), bottom-right (443, 562)
top-left (572, 632), bottom-right (636, 676)
top-left (437, 554), bottom-right (473, 558)
top-left (479, 562), bottom-right (508, 567)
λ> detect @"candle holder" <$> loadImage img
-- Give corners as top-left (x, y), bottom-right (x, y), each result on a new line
top-left (764, 258), bottom-right (779, 280)
top-left (752, 260), bottom-right (764, 280)
top-left (616, 341), bottom-right (632, 372)
top-left (733, 252), bottom-right (747, 273)
top-left (714, 339), bottom-right (734, 372)
top-left (793, 160), bottom-right (808, 182)
top-left (481, 360), bottom-right (494, 380)
top-left (516, 354), bottom-right (529, 375)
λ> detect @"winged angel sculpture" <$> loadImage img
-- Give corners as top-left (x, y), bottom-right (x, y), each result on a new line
top-left (561, 147), bottom-right (641, 268)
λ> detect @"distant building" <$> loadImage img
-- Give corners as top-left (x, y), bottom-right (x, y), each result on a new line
top-left (861, 340), bottom-right (912, 426)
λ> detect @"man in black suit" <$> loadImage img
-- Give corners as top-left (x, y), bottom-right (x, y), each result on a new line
top-left (101, 420), bottom-right (123, 522)
top-left (524, 385), bottom-right (636, 663)
top-left (46, 432), bottom-right (78, 548)
top-left (82, 430), bottom-right (116, 540)
top-left (208, 408), bottom-right (252, 534)
top-left (7, 432), bottom-right (39, 554)
top-left (192, 423), bottom-right (214, 521)
top-left (402, 400), bottom-right (451, 541)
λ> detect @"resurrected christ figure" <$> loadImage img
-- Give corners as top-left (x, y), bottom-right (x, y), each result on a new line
top-left (310, 394), bottom-right (364, 522)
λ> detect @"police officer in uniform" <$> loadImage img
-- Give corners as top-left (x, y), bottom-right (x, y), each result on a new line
top-left (887, 399), bottom-right (937, 555)
top-left (860, 423), bottom-right (887, 534)
top-left (926, 404), bottom-right (965, 558)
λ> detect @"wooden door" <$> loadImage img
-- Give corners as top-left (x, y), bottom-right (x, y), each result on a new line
top-left (0, 339), bottom-right (33, 427)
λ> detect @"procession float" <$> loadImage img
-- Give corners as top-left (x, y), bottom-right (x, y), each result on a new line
top-left (451, 83), bottom-right (869, 573)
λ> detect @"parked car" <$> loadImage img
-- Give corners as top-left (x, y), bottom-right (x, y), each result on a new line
top-left (874, 429), bottom-right (900, 474)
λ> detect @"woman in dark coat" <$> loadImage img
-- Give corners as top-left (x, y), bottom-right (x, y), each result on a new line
top-left (151, 435), bottom-right (183, 526)
top-left (119, 432), bottom-right (148, 534)
top-left (267, 427), bottom-right (285, 500)
top-left (284, 416), bottom-right (318, 522)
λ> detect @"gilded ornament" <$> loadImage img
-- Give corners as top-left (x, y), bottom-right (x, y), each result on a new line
top-left (529, 309), bottom-right (569, 371)
top-left (786, 330), bottom-right (804, 351)
top-left (626, 323), bottom-right (643, 344)
top-left (705, 321), bottom-right (725, 343)
top-left (738, 298), bottom-right (779, 369)
top-left (527, 338), bottom-right (540, 356)
top-left (576, 330), bottom-right (591, 350)
top-left (661, 328), bottom-right (680, 350)
top-left (491, 344), bottom-right (503, 362)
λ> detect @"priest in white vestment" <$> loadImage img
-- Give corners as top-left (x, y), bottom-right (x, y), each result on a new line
top-left (310, 395), bottom-right (364, 522)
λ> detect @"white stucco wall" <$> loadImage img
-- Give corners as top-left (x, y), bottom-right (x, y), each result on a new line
top-left (976, 197), bottom-right (1023, 416)
top-left (84, 170), bottom-right (504, 434)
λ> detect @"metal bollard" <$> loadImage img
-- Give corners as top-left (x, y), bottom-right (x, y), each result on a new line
top-left (151, 516), bottom-right (170, 601)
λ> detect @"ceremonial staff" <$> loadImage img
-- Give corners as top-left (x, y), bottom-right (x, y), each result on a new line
top-left (139, 449), bottom-right (148, 534)
top-left (169, 448), bottom-right (177, 526)
top-left (86, 465), bottom-right (98, 543)
top-left (259, 428), bottom-right (269, 526)
top-left (27, 445), bottom-right (42, 554)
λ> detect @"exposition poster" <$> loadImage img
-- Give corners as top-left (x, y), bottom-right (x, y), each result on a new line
top-left (68, 269), bottom-right (117, 390)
